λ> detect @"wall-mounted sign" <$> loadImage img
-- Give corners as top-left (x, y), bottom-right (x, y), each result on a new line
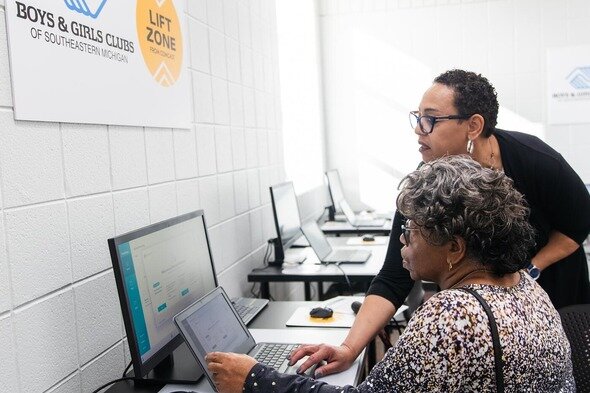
top-left (547, 45), bottom-right (590, 125)
top-left (5, 0), bottom-right (191, 129)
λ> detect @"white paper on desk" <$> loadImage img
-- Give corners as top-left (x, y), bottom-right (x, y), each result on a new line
top-left (286, 296), bottom-right (409, 328)
top-left (345, 237), bottom-right (388, 246)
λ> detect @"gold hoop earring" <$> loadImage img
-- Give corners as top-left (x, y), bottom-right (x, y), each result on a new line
top-left (466, 140), bottom-right (474, 155)
top-left (447, 259), bottom-right (453, 270)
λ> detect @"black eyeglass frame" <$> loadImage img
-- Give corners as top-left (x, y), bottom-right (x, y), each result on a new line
top-left (401, 219), bottom-right (420, 245)
top-left (409, 111), bottom-right (472, 135)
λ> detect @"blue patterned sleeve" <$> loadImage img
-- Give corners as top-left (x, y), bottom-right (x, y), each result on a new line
top-left (243, 363), bottom-right (364, 393)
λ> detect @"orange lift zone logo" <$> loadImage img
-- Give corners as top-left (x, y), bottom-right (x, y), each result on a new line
top-left (136, 0), bottom-right (183, 87)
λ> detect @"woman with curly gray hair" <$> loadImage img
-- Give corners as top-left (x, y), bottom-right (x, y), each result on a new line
top-left (206, 155), bottom-right (575, 393)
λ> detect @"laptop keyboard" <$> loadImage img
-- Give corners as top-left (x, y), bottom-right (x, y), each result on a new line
top-left (255, 343), bottom-right (297, 371)
top-left (231, 297), bottom-right (268, 325)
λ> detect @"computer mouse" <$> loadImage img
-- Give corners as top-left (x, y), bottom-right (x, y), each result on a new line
top-left (351, 301), bottom-right (362, 315)
top-left (362, 235), bottom-right (375, 242)
top-left (309, 307), bottom-right (333, 319)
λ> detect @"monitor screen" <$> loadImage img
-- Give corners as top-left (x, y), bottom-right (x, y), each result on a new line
top-left (108, 210), bottom-right (217, 379)
top-left (326, 169), bottom-right (346, 209)
top-left (269, 182), bottom-right (302, 251)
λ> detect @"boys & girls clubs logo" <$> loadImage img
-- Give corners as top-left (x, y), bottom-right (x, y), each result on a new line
top-left (551, 66), bottom-right (590, 102)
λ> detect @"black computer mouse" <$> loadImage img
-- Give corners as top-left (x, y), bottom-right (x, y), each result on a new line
top-left (351, 301), bottom-right (362, 315)
top-left (362, 235), bottom-right (375, 242)
top-left (309, 307), bottom-right (333, 319)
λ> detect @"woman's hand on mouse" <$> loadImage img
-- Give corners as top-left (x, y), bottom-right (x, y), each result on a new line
top-left (288, 343), bottom-right (355, 377)
top-left (206, 352), bottom-right (257, 393)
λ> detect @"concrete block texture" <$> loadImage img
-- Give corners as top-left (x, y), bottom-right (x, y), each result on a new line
top-left (113, 188), bottom-right (150, 235)
top-left (80, 343), bottom-right (124, 393)
top-left (199, 176), bottom-right (220, 226)
top-left (0, 315), bottom-right (19, 392)
top-left (196, 125), bottom-right (218, 176)
top-left (14, 290), bottom-right (77, 392)
top-left (215, 126), bottom-right (234, 173)
top-left (176, 178), bottom-right (201, 215)
top-left (109, 126), bottom-right (148, 191)
top-left (68, 194), bottom-right (115, 281)
top-left (0, 10), bottom-right (13, 107)
top-left (45, 373), bottom-right (81, 393)
top-left (75, 272), bottom-right (122, 365)
top-left (0, 214), bottom-right (10, 313)
top-left (173, 127), bottom-right (199, 180)
top-left (145, 127), bottom-right (175, 185)
top-left (149, 183), bottom-right (179, 223)
top-left (0, 112), bottom-right (64, 208)
top-left (189, 19), bottom-right (211, 74)
top-left (62, 123), bottom-right (111, 197)
top-left (6, 202), bottom-right (71, 306)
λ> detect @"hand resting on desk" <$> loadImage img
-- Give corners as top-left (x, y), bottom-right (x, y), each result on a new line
top-left (289, 343), bottom-right (356, 378)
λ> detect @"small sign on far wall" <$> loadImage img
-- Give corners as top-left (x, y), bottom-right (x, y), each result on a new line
top-left (547, 45), bottom-right (590, 125)
top-left (5, 0), bottom-right (191, 129)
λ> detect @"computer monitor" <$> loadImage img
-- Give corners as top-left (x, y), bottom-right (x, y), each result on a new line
top-left (108, 210), bottom-right (217, 384)
top-left (269, 182), bottom-right (304, 266)
top-left (326, 169), bottom-right (346, 220)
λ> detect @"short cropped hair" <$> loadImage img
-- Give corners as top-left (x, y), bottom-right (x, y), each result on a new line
top-left (397, 155), bottom-right (535, 275)
top-left (434, 69), bottom-right (499, 137)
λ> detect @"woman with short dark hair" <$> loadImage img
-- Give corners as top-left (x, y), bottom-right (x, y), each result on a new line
top-left (206, 156), bottom-right (575, 393)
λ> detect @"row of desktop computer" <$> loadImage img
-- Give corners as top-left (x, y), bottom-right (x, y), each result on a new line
top-left (106, 169), bottom-right (390, 386)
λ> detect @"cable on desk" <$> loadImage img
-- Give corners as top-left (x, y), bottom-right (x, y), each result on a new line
top-left (335, 262), bottom-right (353, 296)
top-left (91, 377), bottom-right (137, 393)
top-left (248, 240), bottom-right (274, 298)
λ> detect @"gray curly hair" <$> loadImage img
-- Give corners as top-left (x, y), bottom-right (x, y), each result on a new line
top-left (396, 155), bottom-right (535, 275)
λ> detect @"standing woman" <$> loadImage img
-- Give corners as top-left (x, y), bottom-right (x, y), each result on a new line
top-left (409, 69), bottom-right (590, 310)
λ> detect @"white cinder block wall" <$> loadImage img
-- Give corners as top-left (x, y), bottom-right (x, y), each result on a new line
top-left (319, 0), bottom-right (590, 211)
top-left (0, 0), bottom-right (306, 392)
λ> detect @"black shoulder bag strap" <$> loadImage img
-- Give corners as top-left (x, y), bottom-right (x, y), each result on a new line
top-left (460, 287), bottom-right (505, 393)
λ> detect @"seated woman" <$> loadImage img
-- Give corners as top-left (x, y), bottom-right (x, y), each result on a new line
top-left (205, 155), bottom-right (575, 393)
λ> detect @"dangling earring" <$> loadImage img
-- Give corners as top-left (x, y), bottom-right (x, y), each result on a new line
top-left (466, 140), bottom-right (474, 155)
top-left (447, 259), bottom-right (453, 271)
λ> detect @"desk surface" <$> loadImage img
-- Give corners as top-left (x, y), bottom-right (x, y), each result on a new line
top-left (105, 302), bottom-right (362, 393)
top-left (249, 238), bottom-right (388, 282)
top-left (321, 220), bottom-right (391, 235)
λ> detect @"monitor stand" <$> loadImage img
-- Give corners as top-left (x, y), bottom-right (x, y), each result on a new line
top-left (127, 343), bottom-right (203, 386)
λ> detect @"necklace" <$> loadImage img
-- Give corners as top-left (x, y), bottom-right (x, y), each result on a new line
top-left (450, 268), bottom-right (495, 289)
top-left (488, 137), bottom-right (496, 169)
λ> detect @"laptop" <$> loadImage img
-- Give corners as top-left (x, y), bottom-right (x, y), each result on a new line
top-left (301, 220), bottom-right (371, 264)
top-left (339, 199), bottom-right (386, 227)
top-left (174, 287), bottom-right (316, 392)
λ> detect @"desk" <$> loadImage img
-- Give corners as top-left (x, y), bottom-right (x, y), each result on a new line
top-left (321, 220), bottom-right (391, 236)
top-left (105, 302), bottom-right (365, 393)
top-left (249, 238), bottom-right (388, 300)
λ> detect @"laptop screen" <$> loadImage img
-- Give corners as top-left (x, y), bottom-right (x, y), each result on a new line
top-left (301, 221), bottom-right (332, 261)
top-left (175, 287), bottom-right (257, 386)
top-left (326, 170), bottom-right (345, 206)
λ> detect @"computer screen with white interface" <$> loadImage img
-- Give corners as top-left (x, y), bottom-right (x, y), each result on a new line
top-left (270, 182), bottom-right (302, 248)
top-left (114, 212), bottom-right (217, 365)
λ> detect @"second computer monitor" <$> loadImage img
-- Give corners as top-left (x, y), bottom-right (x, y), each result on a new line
top-left (269, 182), bottom-right (303, 264)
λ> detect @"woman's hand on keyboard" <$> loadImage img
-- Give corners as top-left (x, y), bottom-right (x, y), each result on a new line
top-left (206, 352), bottom-right (257, 393)
top-left (288, 343), bottom-right (355, 377)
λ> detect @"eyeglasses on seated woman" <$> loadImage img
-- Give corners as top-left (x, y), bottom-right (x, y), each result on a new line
top-left (205, 155), bottom-right (575, 393)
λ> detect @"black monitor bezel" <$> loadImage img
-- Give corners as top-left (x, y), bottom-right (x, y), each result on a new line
top-left (269, 182), bottom-right (303, 262)
top-left (108, 209), bottom-right (217, 380)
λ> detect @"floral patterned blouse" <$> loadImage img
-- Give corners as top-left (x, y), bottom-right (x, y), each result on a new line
top-left (244, 272), bottom-right (575, 392)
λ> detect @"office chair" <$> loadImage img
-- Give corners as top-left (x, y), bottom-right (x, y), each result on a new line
top-left (558, 304), bottom-right (590, 391)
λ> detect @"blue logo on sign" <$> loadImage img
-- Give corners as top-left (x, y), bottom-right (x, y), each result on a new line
top-left (567, 66), bottom-right (590, 89)
top-left (64, 0), bottom-right (108, 19)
